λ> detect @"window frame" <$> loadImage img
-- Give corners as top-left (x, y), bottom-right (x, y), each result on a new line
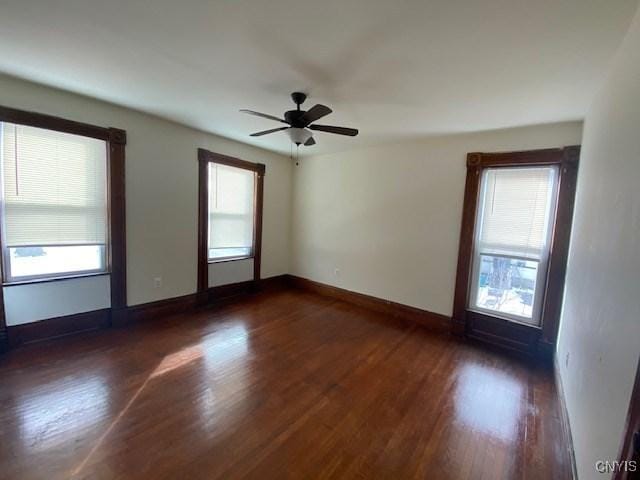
top-left (0, 120), bottom-right (111, 282)
top-left (197, 149), bottom-right (265, 294)
top-left (0, 105), bottom-right (127, 343)
top-left (467, 165), bottom-right (559, 327)
top-left (452, 146), bottom-right (579, 361)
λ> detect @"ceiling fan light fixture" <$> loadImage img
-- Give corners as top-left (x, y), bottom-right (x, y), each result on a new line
top-left (286, 127), bottom-right (312, 145)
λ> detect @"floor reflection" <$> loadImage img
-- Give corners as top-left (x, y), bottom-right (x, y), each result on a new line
top-left (1, 290), bottom-right (568, 479)
top-left (18, 374), bottom-right (108, 453)
top-left (454, 363), bottom-right (524, 443)
top-left (75, 321), bottom-right (252, 474)
top-left (73, 343), bottom-right (207, 475)
top-left (151, 344), bottom-right (204, 378)
top-left (198, 322), bottom-right (251, 433)
top-left (201, 322), bottom-right (250, 368)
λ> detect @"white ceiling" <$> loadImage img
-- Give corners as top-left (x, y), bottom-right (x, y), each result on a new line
top-left (0, 0), bottom-right (637, 155)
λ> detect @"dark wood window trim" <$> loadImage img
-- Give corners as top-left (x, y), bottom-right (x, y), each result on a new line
top-left (0, 260), bottom-right (5, 352)
top-left (452, 146), bottom-right (579, 361)
top-left (0, 105), bottom-right (127, 349)
top-left (615, 357), bottom-right (640, 480)
top-left (197, 148), bottom-right (265, 297)
top-left (208, 255), bottom-right (253, 265)
top-left (2, 271), bottom-right (110, 287)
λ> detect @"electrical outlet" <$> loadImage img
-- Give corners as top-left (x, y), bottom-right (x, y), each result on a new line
top-left (154, 277), bottom-right (162, 289)
top-left (334, 268), bottom-right (340, 277)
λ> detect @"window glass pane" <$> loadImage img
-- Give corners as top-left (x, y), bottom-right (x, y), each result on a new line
top-left (475, 255), bottom-right (538, 321)
top-left (9, 245), bottom-right (105, 279)
top-left (207, 163), bottom-right (255, 256)
top-left (209, 247), bottom-right (252, 260)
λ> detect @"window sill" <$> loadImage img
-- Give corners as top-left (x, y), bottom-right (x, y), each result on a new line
top-left (208, 256), bottom-right (254, 265)
top-left (3, 271), bottom-right (110, 287)
top-left (467, 307), bottom-right (542, 329)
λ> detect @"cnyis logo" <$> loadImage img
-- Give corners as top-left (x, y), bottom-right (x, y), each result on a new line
top-left (595, 460), bottom-right (637, 473)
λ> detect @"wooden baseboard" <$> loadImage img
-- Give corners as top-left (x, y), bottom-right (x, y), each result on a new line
top-left (206, 279), bottom-right (256, 303)
top-left (451, 318), bottom-right (466, 336)
top-left (7, 309), bottom-right (111, 347)
top-left (110, 307), bottom-right (128, 328)
top-left (3, 274), bottom-right (449, 346)
top-left (258, 274), bottom-right (291, 291)
top-left (554, 357), bottom-right (578, 480)
top-left (4, 275), bottom-right (291, 347)
top-left (454, 311), bottom-right (555, 364)
top-left (287, 275), bottom-right (451, 333)
top-left (126, 276), bottom-right (292, 324)
top-left (3, 274), bottom-right (449, 347)
top-left (125, 292), bottom-right (200, 325)
top-left (0, 327), bottom-right (8, 352)
top-left (536, 340), bottom-right (555, 365)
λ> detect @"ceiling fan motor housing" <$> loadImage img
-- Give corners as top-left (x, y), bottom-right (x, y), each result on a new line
top-left (291, 91), bottom-right (307, 106)
top-left (284, 110), bottom-right (307, 127)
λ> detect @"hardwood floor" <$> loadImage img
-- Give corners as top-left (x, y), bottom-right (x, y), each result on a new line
top-left (0, 288), bottom-right (570, 480)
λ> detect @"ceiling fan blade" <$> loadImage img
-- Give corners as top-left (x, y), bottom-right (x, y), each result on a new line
top-left (300, 104), bottom-right (332, 126)
top-left (240, 109), bottom-right (289, 124)
top-left (309, 124), bottom-right (359, 136)
top-left (250, 127), bottom-right (289, 137)
top-left (304, 137), bottom-right (316, 146)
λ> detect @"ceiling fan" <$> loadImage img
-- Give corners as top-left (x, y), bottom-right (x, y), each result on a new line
top-left (240, 92), bottom-right (358, 146)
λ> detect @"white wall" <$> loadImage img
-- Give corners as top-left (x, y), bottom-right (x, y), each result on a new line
top-left (3, 275), bottom-right (110, 326)
top-left (556, 5), bottom-right (640, 479)
top-left (208, 259), bottom-right (253, 288)
top-left (291, 122), bottom-right (583, 316)
top-left (0, 73), bottom-right (292, 313)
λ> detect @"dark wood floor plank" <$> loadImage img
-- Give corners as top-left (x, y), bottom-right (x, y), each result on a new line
top-left (0, 288), bottom-right (571, 480)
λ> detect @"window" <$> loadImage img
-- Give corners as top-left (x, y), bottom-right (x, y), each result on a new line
top-left (207, 162), bottom-right (257, 261)
top-left (0, 122), bottom-right (108, 282)
top-left (197, 149), bottom-right (264, 293)
top-left (469, 166), bottom-right (558, 326)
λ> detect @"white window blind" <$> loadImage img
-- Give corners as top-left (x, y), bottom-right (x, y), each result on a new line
top-left (208, 163), bottom-right (255, 255)
top-left (1, 122), bottom-right (108, 247)
top-left (477, 167), bottom-right (556, 260)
